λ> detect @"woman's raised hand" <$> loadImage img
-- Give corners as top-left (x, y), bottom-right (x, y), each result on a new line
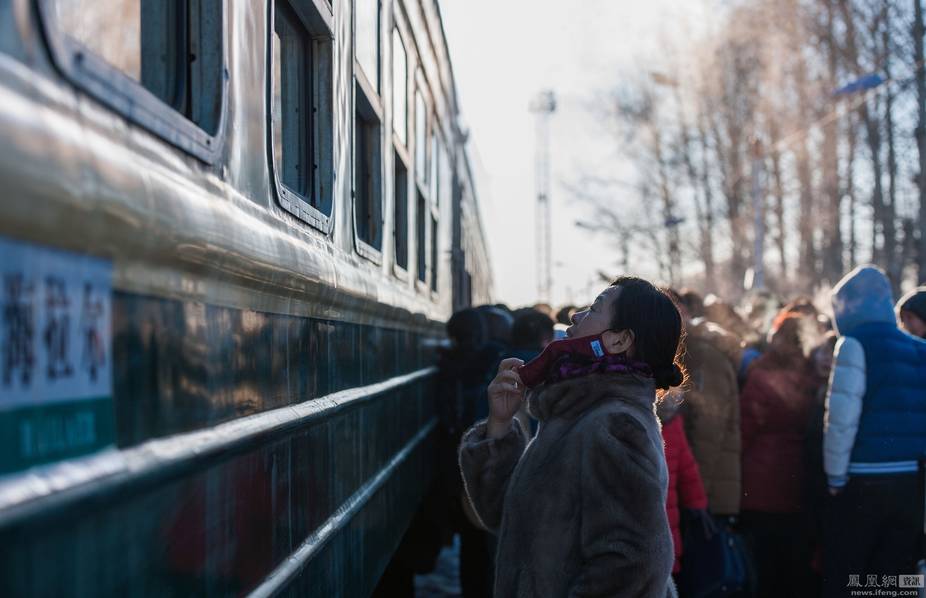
top-left (486, 358), bottom-right (526, 438)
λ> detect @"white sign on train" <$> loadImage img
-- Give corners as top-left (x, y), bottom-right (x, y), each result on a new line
top-left (0, 235), bottom-right (112, 409)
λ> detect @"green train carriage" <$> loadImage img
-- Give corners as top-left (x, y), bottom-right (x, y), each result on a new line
top-left (0, 0), bottom-right (493, 595)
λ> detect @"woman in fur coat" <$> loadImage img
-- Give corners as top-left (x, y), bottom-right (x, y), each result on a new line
top-left (458, 277), bottom-right (683, 597)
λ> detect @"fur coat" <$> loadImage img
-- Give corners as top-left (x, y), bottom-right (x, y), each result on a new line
top-left (459, 373), bottom-right (676, 598)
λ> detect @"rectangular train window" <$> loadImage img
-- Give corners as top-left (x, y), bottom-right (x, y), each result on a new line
top-left (270, 0), bottom-right (335, 231)
top-left (430, 133), bottom-right (440, 204)
top-left (429, 133), bottom-right (444, 294)
top-left (392, 28), bottom-right (407, 146)
top-left (416, 190), bottom-right (427, 284)
top-left (40, 0), bottom-right (224, 162)
top-left (430, 213), bottom-right (438, 292)
top-left (355, 0), bottom-right (379, 91)
top-left (273, 3), bottom-right (313, 200)
top-left (354, 81), bottom-right (383, 253)
top-left (414, 89), bottom-right (428, 185)
top-left (394, 151), bottom-right (409, 271)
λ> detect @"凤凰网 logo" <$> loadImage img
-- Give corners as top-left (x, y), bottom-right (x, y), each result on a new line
top-left (899, 575), bottom-right (925, 588)
top-left (847, 574), bottom-right (925, 589)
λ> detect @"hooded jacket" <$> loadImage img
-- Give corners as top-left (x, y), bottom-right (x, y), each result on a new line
top-left (459, 373), bottom-right (676, 598)
top-left (824, 266), bottom-right (926, 487)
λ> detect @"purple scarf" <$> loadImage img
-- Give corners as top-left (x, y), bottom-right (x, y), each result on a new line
top-left (544, 352), bottom-right (654, 386)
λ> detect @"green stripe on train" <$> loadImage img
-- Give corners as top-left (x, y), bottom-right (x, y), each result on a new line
top-left (0, 398), bottom-right (115, 474)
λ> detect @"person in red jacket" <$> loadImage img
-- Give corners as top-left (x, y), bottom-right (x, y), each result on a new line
top-left (659, 395), bottom-right (709, 576)
top-left (739, 311), bottom-right (817, 598)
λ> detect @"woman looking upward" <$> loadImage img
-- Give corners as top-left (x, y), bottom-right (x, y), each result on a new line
top-left (459, 276), bottom-right (684, 598)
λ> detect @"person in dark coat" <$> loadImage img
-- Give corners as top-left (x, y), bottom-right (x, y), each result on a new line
top-left (433, 307), bottom-right (504, 598)
top-left (505, 308), bottom-right (555, 435)
top-left (459, 277), bottom-right (682, 597)
top-left (739, 311), bottom-right (817, 598)
top-left (506, 308), bottom-right (555, 363)
top-left (803, 331), bottom-right (837, 593)
top-left (473, 306), bottom-right (513, 423)
top-left (658, 395), bottom-right (709, 576)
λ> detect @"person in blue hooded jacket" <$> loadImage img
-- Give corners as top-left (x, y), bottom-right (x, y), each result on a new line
top-left (822, 265), bottom-right (926, 597)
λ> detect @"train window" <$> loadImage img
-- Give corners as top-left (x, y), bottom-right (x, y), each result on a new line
top-left (52, 2), bottom-right (144, 85)
top-left (354, 81), bottom-right (383, 254)
top-left (429, 134), bottom-right (443, 294)
top-left (440, 143), bottom-right (453, 208)
top-left (416, 189), bottom-right (427, 284)
top-left (39, 0), bottom-right (225, 162)
top-left (414, 89), bottom-right (428, 185)
top-left (272, 4), bottom-right (313, 201)
top-left (394, 151), bottom-right (409, 271)
top-left (355, 0), bottom-right (379, 91)
top-left (430, 133), bottom-right (440, 206)
top-left (269, 0), bottom-right (335, 230)
top-left (430, 213), bottom-right (438, 292)
top-left (392, 28), bottom-right (407, 146)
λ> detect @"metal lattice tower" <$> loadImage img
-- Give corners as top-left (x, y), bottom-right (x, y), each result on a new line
top-left (530, 90), bottom-right (556, 304)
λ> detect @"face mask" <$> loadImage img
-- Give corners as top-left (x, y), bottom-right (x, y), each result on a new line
top-left (518, 333), bottom-right (610, 389)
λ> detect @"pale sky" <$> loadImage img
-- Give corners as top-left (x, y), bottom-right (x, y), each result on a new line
top-left (438, 0), bottom-right (713, 308)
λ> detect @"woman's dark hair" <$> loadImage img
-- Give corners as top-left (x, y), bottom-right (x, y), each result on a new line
top-left (609, 276), bottom-right (686, 390)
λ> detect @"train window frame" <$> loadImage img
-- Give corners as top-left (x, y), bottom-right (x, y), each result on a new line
top-left (414, 83), bottom-right (429, 187)
top-left (268, 0), bottom-right (336, 232)
top-left (352, 78), bottom-right (384, 263)
top-left (429, 131), bottom-right (440, 206)
top-left (35, 0), bottom-right (228, 165)
top-left (391, 26), bottom-right (408, 148)
top-left (430, 210), bottom-right (439, 294)
top-left (354, 0), bottom-right (379, 94)
top-left (415, 187), bottom-right (428, 289)
top-left (411, 72), bottom-right (434, 294)
top-left (392, 149), bottom-right (410, 279)
top-left (429, 130), bottom-right (445, 297)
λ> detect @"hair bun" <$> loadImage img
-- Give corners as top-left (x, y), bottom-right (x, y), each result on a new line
top-left (653, 362), bottom-right (684, 390)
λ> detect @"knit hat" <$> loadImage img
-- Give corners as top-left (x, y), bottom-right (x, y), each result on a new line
top-left (897, 286), bottom-right (926, 323)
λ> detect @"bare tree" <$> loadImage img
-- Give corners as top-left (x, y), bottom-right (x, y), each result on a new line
top-left (570, 0), bottom-right (925, 296)
top-left (915, 0), bottom-right (926, 279)
top-left (821, 0), bottom-right (844, 283)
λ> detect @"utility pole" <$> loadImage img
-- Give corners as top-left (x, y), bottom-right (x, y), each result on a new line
top-left (530, 90), bottom-right (556, 304)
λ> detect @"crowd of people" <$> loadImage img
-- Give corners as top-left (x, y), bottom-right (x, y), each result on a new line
top-left (376, 266), bottom-right (926, 598)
